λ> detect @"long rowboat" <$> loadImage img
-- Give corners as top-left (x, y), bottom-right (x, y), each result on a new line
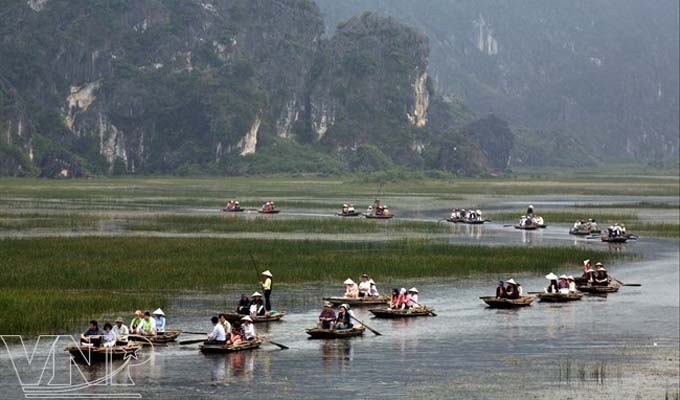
top-left (258, 210), bottom-right (281, 214)
top-left (365, 214), bottom-right (394, 219)
top-left (306, 326), bottom-right (366, 339)
top-left (480, 295), bottom-right (536, 308)
top-left (337, 211), bottom-right (361, 217)
top-left (323, 296), bottom-right (390, 306)
top-left (128, 329), bottom-right (182, 345)
top-left (65, 344), bottom-right (142, 363)
top-left (222, 311), bottom-right (286, 323)
top-left (537, 292), bottom-right (584, 302)
top-left (577, 282), bottom-right (620, 294)
top-left (199, 338), bottom-right (263, 354)
top-left (222, 208), bottom-right (245, 212)
top-left (368, 307), bottom-right (434, 318)
top-left (514, 225), bottom-right (538, 230)
top-left (601, 235), bottom-right (631, 243)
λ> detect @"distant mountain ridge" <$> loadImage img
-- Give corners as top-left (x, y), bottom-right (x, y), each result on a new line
top-left (0, 0), bottom-right (512, 177)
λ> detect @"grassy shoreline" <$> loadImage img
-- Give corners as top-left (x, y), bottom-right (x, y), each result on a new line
top-left (0, 237), bottom-right (631, 334)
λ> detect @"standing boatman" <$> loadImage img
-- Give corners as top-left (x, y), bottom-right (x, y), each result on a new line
top-left (260, 270), bottom-right (273, 313)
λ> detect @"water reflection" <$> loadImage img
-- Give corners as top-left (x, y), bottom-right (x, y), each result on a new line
top-left (319, 340), bottom-right (354, 371)
top-left (207, 350), bottom-right (259, 385)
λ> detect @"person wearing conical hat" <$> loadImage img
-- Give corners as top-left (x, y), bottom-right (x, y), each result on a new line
top-left (505, 279), bottom-right (520, 299)
top-left (558, 275), bottom-right (569, 292)
top-left (343, 278), bottom-right (359, 299)
top-left (347, 204), bottom-right (355, 214)
top-left (260, 270), bottom-right (273, 313)
top-left (113, 317), bottom-right (129, 342)
top-left (594, 263), bottom-right (610, 286)
top-left (318, 302), bottom-right (336, 329)
top-left (567, 276), bottom-right (577, 292)
top-left (368, 279), bottom-right (380, 297)
top-left (407, 287), bottom-right (420, 308)
top-left (545, 273), bottom-right (558, 293)
top-left (249, 292), bottom-right (265, 316)
top-left (241, 316), bottom-right (256, 341)
top-left (358, 274), bottom-right (371, 298)
top-left (152, 308), bottom-right (166, 334)
top-left (334, 304), bottom-right (353, 330)
top-left (342, 203), bottom-right (349, 214)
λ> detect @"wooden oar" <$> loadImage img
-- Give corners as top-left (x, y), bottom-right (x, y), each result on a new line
top-left (263, 337), bottom-right (289, 350)
top-left (182, 331), bottom-right (208, 335)
top-left (179, 339), bottom-right (205, 345)
top-left (413, 302), bottom-right (437, 316)
top-left (527, 291), bottom-right (544, 295)
top-left (350, 315), bottom-right (381, 336)
top-left (503, 224), bottom-right (513, 227)
top-left (615, 279), bottom-right (642, 287)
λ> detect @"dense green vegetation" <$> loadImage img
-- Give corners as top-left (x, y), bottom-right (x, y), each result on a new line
top-left (0, 237), bottom-right (629, 334)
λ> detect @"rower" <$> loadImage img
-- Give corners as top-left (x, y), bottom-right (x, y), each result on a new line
top-left (334, 304), bottom-right (353, 330)
top-left (505, 279), bottom-right (520, 299)
top-left (342, 203), bottom-right (349, 214)
top-left (544, 273), bottom-right (558, 293)
top-left (318, 302), bottom-right (336, 329)
top-left (593, 263), bottom-right (610, 286)
top-left (80, 320), bottom-right (100, 344)
top-left (152, 308), bottom-right (166, 334)
top-left (343, 278), bottom-right (359, 298)
top-left (139, 311), bottom-right (157, 336)
top-left (476, 209), bottom-right (483, 221)
top-left (407, 288), bottom-right (419, 308)
top-left (558, 275), bottom-right (570, 294)
top-left (527, 204), bottom-right (534, 217)
top-left (567, 276), bottom-right (577, 292)
top-left (241, 316), bottom-right (256, 341)
top-left (207, 316), bottom-right (226, 343)
top-left (130, 310), bottom-right (143, 334)
top-left (496, 281), bottom-right (506, 298)
top-left (218, 313), bottom-right (232, 334)
top-left (112, 317), bottom-right (129, 342)
top-left (368, 279), bottom-right (380, 297)
top-left (260, 270), bottom-right (273, 313)
top-left (101, 323), bottom-right (116, 348)
top-left (249, 292), bottom-right (265, 316)
top-left (358, 274), bottom-right (371, 297)
top-left (236, 293), bottom-right (250, 315)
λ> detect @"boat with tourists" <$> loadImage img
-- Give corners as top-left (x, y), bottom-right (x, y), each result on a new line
top-left (222, 311), bottom-right (286, 323)
top-left (323, 296), bottom-right (389, 306)
top-left (65, 343), bottom-right (142, 363)
top-left (128, 329), bottom-right (182, 345)
top-left (368, 307), bottom-right (435, 318)
top-left (480, 295), bottom-right (536, 308)
top-left (537, 292), bottom-right (584, 302)
top-left (305, 326), bottom-right (366, 339)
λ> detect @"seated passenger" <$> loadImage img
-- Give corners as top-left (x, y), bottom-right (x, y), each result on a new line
top-left (236, 294), bottom-right (250, 315)
top-left (241, 316), bottom-right (256, 341)
top-left (496, 281), bottom-right (506, 298)
top-left (407, 288), bottom-right (419, 308)
top-left (207, 316), bottom-right (226, 343)
top-left (347, 204), bottom-right (355, 213)
top-left (358, 274), bottom-right (371, 297)
top-left (593, 264), bottom-right (610, 286)
top-left (544, 273), bottom-right (558, 293)
top-left (80, 320), bottom-right (100, 344)
top-left (112, 317), bottom-right (129, 342)
top-left (218, 313), bottom-right (232, 334)
top-left (505, 279), bottom-right (520, 299)
top-left (343, 279), bottom-right (359, 298)
top-left (318, 302), bottom-right (336, 329)
top-left (568, 276), bottom-right (577, 292)
top-left (368, 279), bottom-right (380, 297)
top-left (139, 311), bottom-right (157, 336)
top-left (390, 288), bottom-right (400, 309)
top-left (101, 323), bottom-right (117, 348)
top-left (334, 304), bottom-right (354, 330)
top-left (249, 292), bottom-right (266, 316)
top-left (227, 322), bottom-right (243, 346)
top-left (558, 275), bottom-right (570, 292)
top-left (152, 308), bottom-right (166, 334)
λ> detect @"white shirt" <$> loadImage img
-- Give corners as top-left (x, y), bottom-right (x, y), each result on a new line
top-left (242, 323), bottom-right (256, 340)
top-left (568, 281), bottom-right (576, 292)
top-left (102, 330), bottom-right (117, 347)
top-left (358, 281), bottom-right (371, 293)
top-left (112, 324), bottom-right (129, 340)
top-left (208, 323), bottom-right (226, 341)
top-left (250, 303), bottom-right (264, 316)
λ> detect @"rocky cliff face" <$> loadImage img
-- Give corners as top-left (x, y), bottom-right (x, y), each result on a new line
top-left (0, 0), bottom-right (507, 177)
top-left (316, 0), bottom-right (680, 166)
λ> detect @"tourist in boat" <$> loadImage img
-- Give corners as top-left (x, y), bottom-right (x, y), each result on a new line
top-left (568, 276), bottom-right (577, 292)
top-left (366, 205), bottom-right (373, 215)
top-left (397, 288), bottom-right (409, 309)
top-left (249, 292), bottom-right (266, 316)
top-left (476, 209), bottom-right (483, 221)
top-left (544, 273), bottom-right (558, 293)
top-left (519, 215), bottom-right (529, 227)
top-left (347, 204), bottom-right (355, 214)
top-left (236, 294), bottom-right (250, 315)
top-left (227, 322), bottom-right (243, 346)
top-left (496, 281), bottom-right (506, 298)
top-left (318, 302), bottom-right (336, 329)
top-left (505, 279), bottom-right (520, 299)
top-left (226, 200), bottom-right (235, 210)
top-left (241, 316), bottom-right (256, 341)
top-left (334, 304), bottom-right (354, 330)
top-left (113, 317), bottom-right (129, 342)
top-left (407, 288), bottom-right (420, 308)
top-left (343, 278), bottom-right (359, 298)
top-left (390, 288), bottom-right (400, 308)
top-left (139, 311), bottom-right (157, 336)
top-left (533, 215), bottom-right (544, 226)
top-left (260, 270), bottom-right (273, 312)
top-left (102, 323), bottom-right (117, 348)
top-left (368, 279), bottom-right (380, 297)
top-left (527, 205), bottom-right (534, 216)
top-left (358, 274), bottom-right (371, 297)
top-left (593, 264), bottom-right (610, 286)
top-left (582, 259), bottom-right (592, 275)
top-left (218, 313), bottom-right (232, 334)
top-left (130, 310), bottom-right (143, 334)
top-left (153, 308), bottom-right (166, 334)
top-left (573, 220), bottom-right (583, 230)
top-left (207, 316), bottom-right (226, 343)
top-left (588, 219), bottom-right (599, 232)
top-left (382, 205), bottom-right (390, 216)
top-left (341, 203), bottom-right (349, 214)
top-left (262, 202), bottom-right (272, 212)
top-left (558, 275), bottom-right (570, 292)
top-left (80, 320), bottom-right (100, 344)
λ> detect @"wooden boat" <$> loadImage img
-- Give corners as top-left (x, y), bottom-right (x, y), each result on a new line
top-left (306, 326), bottom-right (365, 339)
top-left (480, 295), bottom-right (536, 308)
top-left (337, 211), bottom-right (361, 217)
top-left (258, 209), bottom-right (281, 214)
top-left (199, 337), bottom-right (263, 354)
top-left (65, 344), bottom-right (142, 363)
top-left (222, 207), bottom-right (245, 212)
top-left (128, 329), bottom-right (182, 345)
top-left (222, 311), bottom-right (286, 323)
top-left (464, 219), bottom-right (487, 225)
top-left (323, 296), bottom-right (390, 306)
top-left (514, 224), bottom-right (538, 230)
top-left (365, 214), bottom-right (394, 219)
top-left (577, 282), bottom-right (620, 294)
top-left (537, 292), bottom-right (584, 302)
top-left (368, 307), bottom-right (435, 318)
top-left (569, 228), bottom-right (592, 236)
top-left (601, 234), bottom-right (631, 243)
top-left (446, 217), bottom-right (465, 223)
